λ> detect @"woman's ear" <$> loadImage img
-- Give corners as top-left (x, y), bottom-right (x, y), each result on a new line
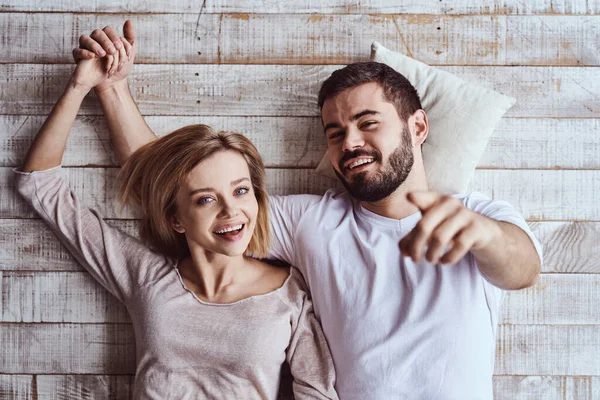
top-left (170, 216), bottom-right (185, 233)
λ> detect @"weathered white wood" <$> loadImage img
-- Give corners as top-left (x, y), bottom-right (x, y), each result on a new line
top-left (10, 374), bottom-right (599, 399)
top-left (481, 118), bottom-right (600, 169)
top-left (3, 272), bottom-right (599, 325)
top-left (3, 323), bottom-right (600, 375)
top-left (36, 375), bottom-right (134, 400)
top-left (2, 14), bottom-right (598, 66)
top-left (1, 167), bottom-right (339, 219)
top-left (495, 325), bottom-right (600, 375)
top-left (1, 272), bottom-right (130, 323)
top-left (493, 376), bottom-right (600, 399)
top-left (0, 115), bottom-right (327, 168)
top-left (468, 170), bottom-right (600, 221)
top-left (4, 116), bottom-right (598, 169)
top-left (0, 375), bottom-right (33, 399)
top-left (1, 0), bottom-right (598, 14)
top-left (0, 323), bottom-right (136, 374)
top-left (1, 65), bottom-right (598, 118)
top-left (1, 220), bottom-right (599, 273)
top-left (3, 167), bottom-right (598, 220)
top-left (500, 274), bottom-right (600, 325)
top-left (530, 221), bottom-right (600, 273)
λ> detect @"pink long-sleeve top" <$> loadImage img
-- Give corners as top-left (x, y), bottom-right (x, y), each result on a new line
top-left (14, 166), bottom-right (337, 400)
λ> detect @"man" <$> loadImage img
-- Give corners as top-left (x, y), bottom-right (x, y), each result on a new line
top-left (75, 22), bottom-right (541, 399)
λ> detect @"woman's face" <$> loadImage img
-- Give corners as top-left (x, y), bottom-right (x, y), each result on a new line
top-left (172, 150), bottom-right (259, 257)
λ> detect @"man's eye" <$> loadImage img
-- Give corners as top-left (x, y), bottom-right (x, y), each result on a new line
top-left (362, 121), bottom-right (377, 129)
top-left (328, 131), bottom-right (343, 139)
top-left (235, 187), bottom-right (249, 196)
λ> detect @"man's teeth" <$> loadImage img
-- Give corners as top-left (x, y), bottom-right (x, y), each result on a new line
top-left (349, 159), bottom-right (374, 169)
top-left (215, 224), bottom-right (243, 234)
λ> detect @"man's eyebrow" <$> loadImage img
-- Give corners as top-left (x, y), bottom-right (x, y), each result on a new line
top-left (323, 110), bottom-right (380, 134)
top-left (188, 177), bottom-right (250, 196)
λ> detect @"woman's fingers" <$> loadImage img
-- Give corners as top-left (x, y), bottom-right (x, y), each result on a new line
top-left (79, 34), bottom-right (106, 57)
top-left (72, 48), bottom-right (97, 61)
top-left (117, 42), bottom-right (127, 71)
top-left (102, 26), bottom-right (123, 51)
top-left (121, 36), bottom-right (132, 60)
top-left (123, 20), bottom-right (136, 45)
top-left (90, 28), bottom-right (117, 55)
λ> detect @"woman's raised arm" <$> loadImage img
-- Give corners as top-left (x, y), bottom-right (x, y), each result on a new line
top-left (21, 44), bottom-right (127, 172)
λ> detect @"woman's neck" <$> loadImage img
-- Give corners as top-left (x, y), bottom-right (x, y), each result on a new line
top-left (179, 248), bottom-right (247, 300)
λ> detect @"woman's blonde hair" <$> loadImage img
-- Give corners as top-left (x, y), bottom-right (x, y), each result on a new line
top-left (118, 124), bottom-right (270, 259)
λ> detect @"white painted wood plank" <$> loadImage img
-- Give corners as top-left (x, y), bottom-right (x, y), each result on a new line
top-left (3, 272), bottom-right (599, 325)
top-left (22, 374), bottom-right (600, 400)
top-left (3, 324), bottom-right (600, 375)
top-left (0, 323), bottom-right (136, 374)
top-left (4, 116), bottom-right (598, 169)
top-left (4, 167), bottom-right (597, 220)
top-left (1, 65), bottom-right (597, 118)
top-left (0, 219), bottom-right (138, 271)
top-left (1, 272), bottom-right (130, 323)
top-left (0, 375), bottom-right (33, 399)
top-left (1, 0), bottom-right (598, 14)
top-left (531, 221), bottom-right (600, 273)
top-left (500, 274), bottom-right (600, 325)
top-left (1, 14), bottom-right (598, 66)
top-left (0, 115), bottom-right (327, 168)
top-left (495, 325), bottom-right (600, 375)
top-left (36, 375), bottom-right (134, 400)
top-left (468, 170), bottom-right (600, 221)
top-left (493, 376), bottom-right (600, 400)
top-left (1, 167), bottom-right (339, 219)
top-left (481, 118), bottom-right (600, 169)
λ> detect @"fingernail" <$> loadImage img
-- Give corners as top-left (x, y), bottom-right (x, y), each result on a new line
top-left (108, 46), bottom-right (116, 53)
top-left (98, 50), bottom-right (106, 56)
top-left (115, 42), bottom-right (122, 49)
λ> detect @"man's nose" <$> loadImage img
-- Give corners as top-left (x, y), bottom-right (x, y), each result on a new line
top-left (342, 127), bottom-right (365, 152)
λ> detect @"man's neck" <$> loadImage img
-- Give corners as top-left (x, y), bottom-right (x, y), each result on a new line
top-left (360, 172), bottom-right (428, 220)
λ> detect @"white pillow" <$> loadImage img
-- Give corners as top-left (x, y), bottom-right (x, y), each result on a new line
top-left (316, 41), bottom-right (516, 194)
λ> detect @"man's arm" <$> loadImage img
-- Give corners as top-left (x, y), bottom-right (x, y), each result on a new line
top-left (399, 192), bottom-right (541, 290)
top-left (75, 20), bottom-right (156, 165)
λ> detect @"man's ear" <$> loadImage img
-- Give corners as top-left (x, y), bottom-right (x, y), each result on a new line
top-left (409, 110), bottom-right (429, 146)
top-left (170, 216), bottom-right (185, 234)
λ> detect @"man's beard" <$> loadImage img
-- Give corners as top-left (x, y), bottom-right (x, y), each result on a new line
top-left (334, 127), bottom-right (414, 202)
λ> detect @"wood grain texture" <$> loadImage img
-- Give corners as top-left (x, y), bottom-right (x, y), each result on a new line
top-left (3, 116), bottom-right (599, 169)
top-left (3, 272), bottom-right (599, 324)
top-left (493, 376), bottom-right (600, 399)
top-left (0, 323), bottom-right (136, 374)
top-left (36, 375), bottom-right (134, 400)
top-left (1, 14), bottom-right (598, 66)
top-left (1, 0), bottom-right (599, 14)
top-left (3, 374), bottom-right (599, 399)
top-left (495, 325), bottom-right (600, 375)
top-left (1, 115), bottom-right (327, 168)
top-left (3, 323), bottom-right (600, 375)
top-left (1, 65), bottom-right (598, 118)
top-left (3, 167), bottom-right (597, 220)
top-left (0, 375), bottom-right (33, 399)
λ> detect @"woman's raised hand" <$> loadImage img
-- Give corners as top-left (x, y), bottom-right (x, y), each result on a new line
top-left (72, 20), bottom-right (136, 91)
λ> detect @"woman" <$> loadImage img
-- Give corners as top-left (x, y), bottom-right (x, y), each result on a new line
top-left (16, 40), bottom-right (337, 399)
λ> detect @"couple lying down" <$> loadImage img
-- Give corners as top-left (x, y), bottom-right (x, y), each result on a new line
top-left (17, 21), bottom-right (542, 400)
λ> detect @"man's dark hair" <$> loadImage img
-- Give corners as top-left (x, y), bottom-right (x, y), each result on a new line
top-left (317, 62), bottom-right (422, 121)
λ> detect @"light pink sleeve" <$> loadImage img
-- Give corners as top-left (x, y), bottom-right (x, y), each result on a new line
top-left (280, 268), bottom-right (338, 400)
top-left (14, 167), bottom-right (169, 304)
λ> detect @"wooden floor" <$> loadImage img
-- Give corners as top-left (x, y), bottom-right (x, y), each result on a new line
top-left (1, 1), bottom-right (599, 398)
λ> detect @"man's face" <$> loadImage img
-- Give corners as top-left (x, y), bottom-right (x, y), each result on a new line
top-left (321, 82), bottom-right (414, 202)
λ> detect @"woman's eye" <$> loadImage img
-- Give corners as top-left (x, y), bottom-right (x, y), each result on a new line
top-left (235, 187), bottom-right (249, 196)
top-left (196, 197), bottom-right (213, 205)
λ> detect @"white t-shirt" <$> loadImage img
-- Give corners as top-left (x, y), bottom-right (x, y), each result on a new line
top-left (268, 189), bottom-right (543, 400)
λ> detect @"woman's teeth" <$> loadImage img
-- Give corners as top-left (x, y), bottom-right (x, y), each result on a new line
top-left (215, 224), bottom-right (243, 234)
